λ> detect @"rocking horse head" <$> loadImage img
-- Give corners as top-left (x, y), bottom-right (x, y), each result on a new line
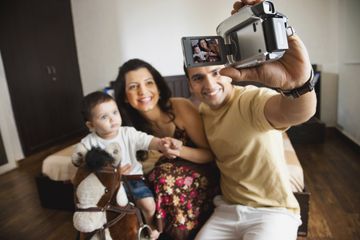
top-left (71, 142), bottom-right (121, 169)
top-left (71, 142), bottom-right (151, 240)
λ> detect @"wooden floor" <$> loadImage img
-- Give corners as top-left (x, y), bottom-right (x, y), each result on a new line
top-left (0, 140), bottom-right (78, 240)
top-left (294, 129), bottom-right (360, 240)
top-left (0, 128), bottom-right (359, 240)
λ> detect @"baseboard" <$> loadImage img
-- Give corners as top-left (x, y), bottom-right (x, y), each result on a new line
top-left (0, 161), bottom-right (17, 175)
top-left (328, 127), bottom-right (360, 154)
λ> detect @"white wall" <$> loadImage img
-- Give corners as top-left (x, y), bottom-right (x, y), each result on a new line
top-left (71, 0), bottom-right (123, 95)
top-left (337, 0), bottom-right (360, 145)
top-left (273, 0), bottom-right (339, 126)
top-left (114, 0), bottom-right (233, 76)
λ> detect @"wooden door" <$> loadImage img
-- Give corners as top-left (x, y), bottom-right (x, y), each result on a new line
top-left (0, 0), bottom-right (85, 156)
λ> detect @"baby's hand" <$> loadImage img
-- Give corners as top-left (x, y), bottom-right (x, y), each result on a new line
top-left (159, 137), bottom-right (183, 159)
top-left (119, 163), bottom-right (132, 174)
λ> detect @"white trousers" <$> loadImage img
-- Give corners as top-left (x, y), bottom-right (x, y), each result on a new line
top-left (195, 195), bottom-right (301, 240)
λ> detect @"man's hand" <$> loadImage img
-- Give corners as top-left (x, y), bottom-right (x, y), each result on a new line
top-left (222, 0), bottom-right (312, 91)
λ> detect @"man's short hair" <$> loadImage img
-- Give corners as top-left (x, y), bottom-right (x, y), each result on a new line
top-left (183, 64), bottom-right (189, 80)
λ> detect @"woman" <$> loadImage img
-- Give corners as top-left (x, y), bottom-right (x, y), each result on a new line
top-left (114, 58), bottom-right (219, 240)
top-left (199, 39), bottom-right (211, 52)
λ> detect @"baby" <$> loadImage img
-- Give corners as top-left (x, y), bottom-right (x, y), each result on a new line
top-left (79, 91), bottom-right (179, 239)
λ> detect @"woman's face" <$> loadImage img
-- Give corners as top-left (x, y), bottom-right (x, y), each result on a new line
top-left (124, 67), bottom-right (160, 113)
top-left (200, 39), bottom-right (208, 49)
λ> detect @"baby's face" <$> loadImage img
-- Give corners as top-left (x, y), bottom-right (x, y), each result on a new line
top-left (88, 100), bottom-right (122, 139)
top-left (194, 46), bottom-right (201, 53)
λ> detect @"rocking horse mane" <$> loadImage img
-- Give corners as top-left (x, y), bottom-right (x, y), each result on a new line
top-left (85, 147), bottom-right (115, 171)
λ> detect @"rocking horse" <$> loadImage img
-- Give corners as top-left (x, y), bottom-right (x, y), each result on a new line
top-left (71, 142), bottom-right (152, 240)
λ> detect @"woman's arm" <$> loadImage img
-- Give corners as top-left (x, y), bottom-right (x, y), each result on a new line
top-left (171, 98), bottom-right (214, 164)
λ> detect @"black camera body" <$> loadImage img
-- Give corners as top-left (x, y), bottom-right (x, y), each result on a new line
top-left (182, 1), bottom-right (289, 68)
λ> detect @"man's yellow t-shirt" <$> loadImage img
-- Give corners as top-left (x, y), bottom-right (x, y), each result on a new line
top-left (200, 86), bottom-right (300, 214)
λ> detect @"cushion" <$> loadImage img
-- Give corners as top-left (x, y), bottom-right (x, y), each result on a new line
top-left (42, 144), bottom-right (77, 181)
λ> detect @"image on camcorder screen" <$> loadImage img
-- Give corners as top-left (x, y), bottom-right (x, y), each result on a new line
top-left (191, 38), bottom-right (221, 63)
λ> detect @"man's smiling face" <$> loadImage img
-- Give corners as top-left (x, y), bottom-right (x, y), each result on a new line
top-left (187, 65), bottom-right (233, 110)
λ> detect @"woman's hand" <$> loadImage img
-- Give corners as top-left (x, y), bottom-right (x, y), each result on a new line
top-left (222, 0), bottom-right (312, 91)
top-left (158, 137), bottom-right (183, 159)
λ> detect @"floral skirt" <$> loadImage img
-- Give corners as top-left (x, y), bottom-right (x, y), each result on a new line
top-left (147, 158), bottom-right (219, 240)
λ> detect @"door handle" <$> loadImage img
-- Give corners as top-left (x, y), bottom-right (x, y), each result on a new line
top-left (46, 66), bottom-right (51, 74)
top-left (51, 66), bottom-right (56, 75)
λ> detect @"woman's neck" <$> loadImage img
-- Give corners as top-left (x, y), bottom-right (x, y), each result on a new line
top-left (140, 105), bottom-right (175, 137)
top-left (140, 104), bottom-right (162, 122)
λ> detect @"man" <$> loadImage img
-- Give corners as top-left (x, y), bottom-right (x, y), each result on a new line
top-left (184, 1), bottom-right (317, 239)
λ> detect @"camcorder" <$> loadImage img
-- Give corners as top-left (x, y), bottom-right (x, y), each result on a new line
top-left (182, 1), bottom-right (289, 69)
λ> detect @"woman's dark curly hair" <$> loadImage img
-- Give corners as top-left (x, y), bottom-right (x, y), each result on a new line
top-left (114, 58), bottom-right (175, 135)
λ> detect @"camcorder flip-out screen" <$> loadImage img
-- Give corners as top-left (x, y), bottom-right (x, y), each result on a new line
top-left (181, 36), bottom-right (227, 67)
top-left (182, 1), bottom-right (289, 69)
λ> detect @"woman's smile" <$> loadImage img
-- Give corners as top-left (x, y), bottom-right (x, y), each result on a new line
top-left (138, 96), bottom-right (152, 104)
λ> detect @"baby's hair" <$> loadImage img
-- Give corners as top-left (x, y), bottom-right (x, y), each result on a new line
top-left (81, 91), bottom-right (114, 122)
